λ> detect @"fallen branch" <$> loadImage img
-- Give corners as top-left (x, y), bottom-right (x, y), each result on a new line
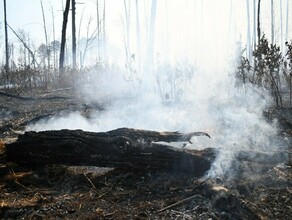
top-left (7, 24), bottom-right (39, 68)
top-left (0, 91), bottom-right (34, 100)
top-left (158, 194), bottom-right (201, 212)
top-left (83, 173), bottom-right (97, 191)
top-left (0, 91), bottom-right (71, 101)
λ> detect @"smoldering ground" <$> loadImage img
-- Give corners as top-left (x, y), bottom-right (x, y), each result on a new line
top-left (25, 63), bottom-right (289, 181)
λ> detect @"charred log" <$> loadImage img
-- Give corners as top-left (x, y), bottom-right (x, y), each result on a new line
top-left (5, 128), bottom-right (215, 176)
top-left (0, 91), bottom-right (71, 101)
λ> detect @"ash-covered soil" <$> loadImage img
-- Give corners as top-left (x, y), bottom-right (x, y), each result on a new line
top-left (0, 88), bottom-right (291, 219)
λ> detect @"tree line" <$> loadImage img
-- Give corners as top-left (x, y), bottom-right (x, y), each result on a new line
top-left (1, 0), bottom-right (291, 108)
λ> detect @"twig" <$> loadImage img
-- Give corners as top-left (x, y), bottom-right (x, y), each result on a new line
top-left (7, 24), bottom-right (39, 67)
top-left (97, 188), bottom-right (112, 199)
top-left (9, 128), bottom-right (24, 135)
top-left (104, 211), bottom-right (116, 217)
top-left (10, 169), bottom-right (31, 191)
top-left (157, 195), bottom-right (200, 213)
top-left (83, 173), bottom-right (97, 191)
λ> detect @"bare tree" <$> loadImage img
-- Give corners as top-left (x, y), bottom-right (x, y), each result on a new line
top-left (257, 0), bottom-right (261, 45)
top-left (228, 0), bottom-right (233, 53)
top-left (78, 6), bottom-right (86, 64)
top-left (135, 0), bottom-right (141, 71)
top-left (103, 0), bottom-right (106, 59)
top-left (51, 40), bottom-right (60, 70)
top-left (96, 0), bottom-right (101, 60)
top-left (50, 3), bottom-right (56, 70)
top-left (80, 18), bottom-right (98, 67)
top-left (147, 0), bottom-right (157, 67)
top-left (286, 0), bottom-right (289, 43)
top-left (3, 0), bottom-right (9, 73)
top-left (246, 0), bottom-right (252, 60)
top-left (8, 25), bottom-right (39, 68)
top-left (18, 30), bottom-right (28, 66)
top-left (270, 0), bottom-right (274, 44)
top-left (72, 0), bottom-right (77, 69)
top-left (165, 0), bottom-right (170, 62)
top-left (40, 0), bottom-right (50, 69)
top-left (253, 0), bottom-right (257, 48)
top-left (280, 0), bottom-right (283, 52)
top-left (123, 0), bottom-right (131, 64)
top-left (95, 0), bottom-right (105, 60)
top-left (59, 0), bottom-right (71, 75)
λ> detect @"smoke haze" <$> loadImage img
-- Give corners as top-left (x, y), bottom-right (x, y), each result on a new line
top-left (26, 61), bottom-right (287, 179)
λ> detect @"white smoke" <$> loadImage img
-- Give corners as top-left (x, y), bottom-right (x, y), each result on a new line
top-left (26, 61), bottom-right (286, 179)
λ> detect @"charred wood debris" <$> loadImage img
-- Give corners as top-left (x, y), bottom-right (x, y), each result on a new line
top-left (0, 89), bottom-right (291, 219)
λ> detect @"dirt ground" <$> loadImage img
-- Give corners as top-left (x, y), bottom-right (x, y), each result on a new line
top-left (0, 88), bottom-right (291, 219)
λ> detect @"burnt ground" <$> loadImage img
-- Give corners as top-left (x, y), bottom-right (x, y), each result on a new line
top-left (0, 88), bottom-right (291, 219)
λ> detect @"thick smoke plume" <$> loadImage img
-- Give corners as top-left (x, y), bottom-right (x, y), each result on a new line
top-left (26, 62), bottom-right (287, 180)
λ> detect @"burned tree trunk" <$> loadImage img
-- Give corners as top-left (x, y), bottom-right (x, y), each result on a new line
top-left (59, 0), bottom-right (71, 75)
top-left (3, 0), bottom-right (9, 73)
top-left (6, 128), bottom-right (214, 176)
top-left (257, 0), bottom-right (261, 45)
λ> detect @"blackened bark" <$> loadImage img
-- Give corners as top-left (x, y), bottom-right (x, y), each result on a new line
top-left (59, 0), bottom-right (71, 75)
top-left (6, 128), bottom-right (214, 176)
top-left (4, 0), bottom-right (9, 73)
top-left (257, 0), bottom-right (261, 45)
top-left (72, 0), bottom-right (76, 69)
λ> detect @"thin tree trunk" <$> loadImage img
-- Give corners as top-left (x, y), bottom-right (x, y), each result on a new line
top-left (103, 0), bottom-right (106, 59)
top-left (147, 0), bottom-right (157, 68)
top-left (289, 77), bottom-right (292, 107)
top-left (135, 0), bottom-right (141, 72)
top-left (97, 0), bottom-right (101, 61)
top-left (228, 0), bottom-right (233, 57)
top-left (123, 0), bottom-right (130, 65)
top-left (280, 0), bottom-right (283, 52)
top-left (270, 72), bottom-right (283, 107)
top-left (24, 34), bottom-right (27, 66)
top-left (59, 0), bottom-right (71, 76)
top-left (286, 0), bottom-right (289, 43)
top-left (4, 0), bottom-right (9, 73)
top-left (27, 36), bottom-right (31, 66)
top-left (78, 7), bottom-right (86, 66)
top-left (257, 0), bottom-right (261, 45)
top-left (81, 19), bottom-right (98, 67)
top-left (246, 0), bottom-right (252, 60)
top-left (72, 0), bottom-right (76, 69)
top-left (165, 0), bottom-right (169, 62)
top-left (253, 0), bottom-right (257, 49)
top-left (271, 0), bottom-right (274, 44)
top-left (40, 0), bottom-right (50, 69)
top-left (10, 44), bottom-right (14, 71)
top-left (7, 24), bottom-right (39, 68)
top-left (51, 4), bottom-right (56, 71)
top-left (286, 0), bottom-right (291, 107)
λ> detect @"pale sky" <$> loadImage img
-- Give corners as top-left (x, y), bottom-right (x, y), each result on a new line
top-left (1, 0), bottom-right (292, 69)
